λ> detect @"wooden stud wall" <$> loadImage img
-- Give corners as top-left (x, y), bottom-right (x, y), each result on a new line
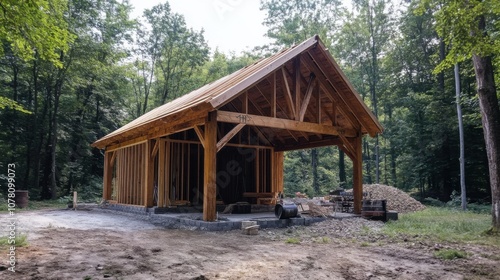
top-left (156, 138), bottom-right (203, 207)
top-left (114, 143), bottom-right (146, 205)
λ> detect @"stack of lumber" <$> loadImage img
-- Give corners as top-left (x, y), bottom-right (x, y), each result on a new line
top-left (347, 184), bottom-right (426, 213)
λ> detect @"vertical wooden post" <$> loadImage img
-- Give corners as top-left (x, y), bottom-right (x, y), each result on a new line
top-left (203, 111), bottom-right (217, 221)
top-left (144, 140), bottom-right (155, 207)
top-left (275, 151), bottom-right (284, 194)
top-left (73, 191), bottom-right (77, 210)
top-left (158, 140), bottom-right (165, 207)
top-left (103, 151), bottom-right (113, 201)
top-left (353, 136), bottom-right (363, 214)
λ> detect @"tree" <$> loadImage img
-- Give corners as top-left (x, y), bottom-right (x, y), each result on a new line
top-left (133, 2), bottom-right (209, 112)
top-left (336, 0), bottom-right (394, 184)
top-left (420, 0), bottom-right (500, 230)
top-left (0, 0), bottom-right (74, 66)
top-left (260, 0), bottom-right (344, 49)
top-left (0, 0), bottom-right (74, 112)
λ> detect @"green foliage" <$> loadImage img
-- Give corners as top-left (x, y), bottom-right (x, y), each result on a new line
top-left (0, 234), bottom-right (28, 248)
top-left (129, 2), bottom-right (209, 117)
top-left (417, 0), bottom-right (500, 72)
top-left (260, 0), bottom-right (343, 49)
top-left (423, 197), bottom-right (446, 207)
top-left (285, 237), bottom-right (301, 244)
top-left (0, 0), bottom-right (75, 67)
top-left (0, 96), bottom-right (31, 113)
top-left (314, 236), bottom-right (331, 244)
top-left (434, 249), bottom-right (467, 260)
top-left (383, 207), bottom-right (499, 246)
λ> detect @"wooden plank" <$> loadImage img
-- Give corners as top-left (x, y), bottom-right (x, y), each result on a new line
top-left (110, 151), bottom-right (117, 168)
top-left (132, 145), bottom-right (137, 205)
top-left (294, 56), bottom-right (301, 121)
top-left (301, 54), bottom-right (361, 130)
top-left (165, 140), bottom-right (171, 206)
top-left (208, 35), bottom-right (319, 108)
top-left (275, 137), bottom-right (344, 152)
top-left (275, 151), bottom-right (284, 193)
top-left (125, 148), bottom-right (135, 204)
top-left (313, 41), bottom-right (383, 135)
top-left (338, 134), bottom-right (356, 160)
top-left (193, 125), bottom-right (205, 148)
top-left (107, 137), bottom-right (148, 153)
top-left (281, 67), bottom-right (296, 119)
top-left (317, 85), bottom-right (322, 124)
top-left (103, 151), bottom-right (113, 201)
top-left (299, 74), bottom-right (316, 122)
top-left (150, 139), bottom-right (159, 160)
top-left (256, 148), bottom-right (260, 193)
top-left (158, 140), bottom-right (165, 207)
top-left (217, 123), bottom-right (246, 152)
top-left (187, 144), bottom-right (190, 202)
top-left (217, 110), bottom-right (357, 137)
top-left (144, 140), bottom-right (155, 207)
top-left (352, 136), bottom-right (363, 214)
top-left (116, 150), bottom-right (121, 203)
top-left (203, 111), bottom-right (218, 221)
top-left (272, 72), bottom-right (276, 117)
top-left (183, 143), bottom-right (187, 200)
top-left (242, 91), bottom-right (248, 113)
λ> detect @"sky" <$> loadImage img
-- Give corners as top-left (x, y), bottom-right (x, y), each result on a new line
top-left (128, 0), bottom-right (272, 54)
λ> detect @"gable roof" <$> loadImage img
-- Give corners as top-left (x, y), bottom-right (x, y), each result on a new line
top-left (93, 35), bottom-right (382, 149)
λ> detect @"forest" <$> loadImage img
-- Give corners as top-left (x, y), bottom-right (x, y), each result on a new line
top-left (0, 0), bottom-right (499, 217)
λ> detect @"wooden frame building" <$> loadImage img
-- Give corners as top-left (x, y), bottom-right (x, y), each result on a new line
top-left (92, 35), bottom-right (383, 221)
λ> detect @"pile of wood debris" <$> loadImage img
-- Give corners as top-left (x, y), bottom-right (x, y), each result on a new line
top-left (358, 184), bottom-right (426, 213)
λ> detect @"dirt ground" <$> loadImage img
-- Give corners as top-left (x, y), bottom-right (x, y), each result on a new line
top-left (1, 208), bottom-right (499, 280)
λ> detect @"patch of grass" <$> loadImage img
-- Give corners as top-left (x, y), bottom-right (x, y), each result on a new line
top-left (0, 234), bottom-right (28, 248)
top-left (314, 236), bottom-right (331, 244)
top-left (360, 242), bottom-right (370, 247)
top-left (285, 237), bottom-right (301, 244)
top-left (360, 225), bottom-right (372, 235)
top-left (434, 249), bottom-right (467, 260)
top-left (383, 207), bottom-right (499, 246)
top-left (0, 199), bottom-right (67, 213)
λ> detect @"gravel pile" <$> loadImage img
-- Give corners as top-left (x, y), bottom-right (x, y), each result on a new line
top-left (309, 218), bottom-right (384, 238)
top-left (263, 218), bottom-right (385, 243)
top-left (360, 184), bottom-right (426, 213)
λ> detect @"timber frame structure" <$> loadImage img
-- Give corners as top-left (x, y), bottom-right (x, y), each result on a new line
top-left (92, 35), bottom-right (383, 221)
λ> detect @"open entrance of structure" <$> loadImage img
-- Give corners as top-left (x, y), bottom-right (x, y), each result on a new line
top-left (154, 129), bottom-right (274, 209)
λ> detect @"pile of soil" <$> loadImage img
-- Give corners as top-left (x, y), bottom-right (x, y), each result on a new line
top-left (346, 184), bottom-right (426, 213)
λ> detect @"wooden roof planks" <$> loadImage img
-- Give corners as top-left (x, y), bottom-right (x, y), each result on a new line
top-left (92, 35), bottom-right (382, 150)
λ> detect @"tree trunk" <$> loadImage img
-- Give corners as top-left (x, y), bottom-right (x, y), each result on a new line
top-left (311, 148), bottom-right (319, 194)
top-left (472, 53), bottom-right (500, 231)
top-left (454, 63), bottom-right (467, 210)
top-left (339, 148), bottom-right (346, 188)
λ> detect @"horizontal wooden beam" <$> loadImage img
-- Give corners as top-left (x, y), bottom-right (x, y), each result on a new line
top-left (275, 137), bottom-right (344, 151)
top-left (217, 110), bottom-right (356, 137)
top-left (106, 137), bottom-right (148, 152)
